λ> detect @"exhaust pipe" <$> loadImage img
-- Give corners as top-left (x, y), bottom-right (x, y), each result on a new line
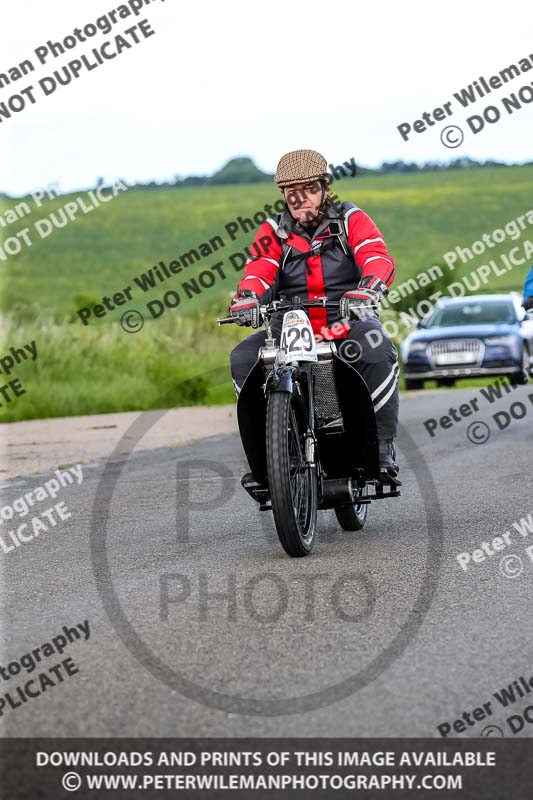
top-left (320, 477), bottom-right (368, 509)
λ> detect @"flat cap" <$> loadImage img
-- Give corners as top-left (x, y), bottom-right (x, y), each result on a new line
top-left (275, 149), bottom-right (328, 188)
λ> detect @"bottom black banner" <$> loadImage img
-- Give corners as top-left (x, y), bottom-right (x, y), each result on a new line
top-left (0, 738), bottom-right (529, 799)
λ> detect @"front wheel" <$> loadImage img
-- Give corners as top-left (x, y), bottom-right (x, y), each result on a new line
top-left (266, 390), bottom-right (317, 557)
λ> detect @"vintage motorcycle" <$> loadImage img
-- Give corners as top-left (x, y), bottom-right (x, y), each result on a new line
top-left (217, 297), bottom-right (400, 557)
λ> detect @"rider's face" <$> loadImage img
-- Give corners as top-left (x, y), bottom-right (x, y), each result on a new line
top-left (283, 181), bottom-right (325, 226)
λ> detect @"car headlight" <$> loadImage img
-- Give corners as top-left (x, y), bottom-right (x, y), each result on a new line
top-left (484, 335), bottom-right (515, 347)
top-left (408, 341), bottom-right (427, 352)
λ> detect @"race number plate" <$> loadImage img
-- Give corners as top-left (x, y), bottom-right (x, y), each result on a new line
top-left (279, 310), bottom-right (317, 364)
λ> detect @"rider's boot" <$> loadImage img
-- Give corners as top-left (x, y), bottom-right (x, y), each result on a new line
top-left (378, 438), bottom-right (399, 480)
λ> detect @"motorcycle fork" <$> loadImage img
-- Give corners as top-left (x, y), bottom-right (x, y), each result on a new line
top-left (296, 365), bottom-right (318, 470)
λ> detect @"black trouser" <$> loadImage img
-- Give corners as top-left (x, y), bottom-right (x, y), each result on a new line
top-left (230, 315), bottom-right (399, 440)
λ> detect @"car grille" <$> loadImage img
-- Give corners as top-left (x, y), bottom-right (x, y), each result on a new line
top-left (427, 338), bottom-right (484, 367)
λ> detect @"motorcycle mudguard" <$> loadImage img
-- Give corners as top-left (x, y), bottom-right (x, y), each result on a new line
top-left (236, 360), bottom-right (268, 484)
top-left (317, 355), bottom-right (381, 480)
top-left (237, 356), bottom-right (380, 484)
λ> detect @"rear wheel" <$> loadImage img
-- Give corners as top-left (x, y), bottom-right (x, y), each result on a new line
top-left (266, 390), bottom-right (317, 557)
top-left (335, 486), bottom-right (368, 531)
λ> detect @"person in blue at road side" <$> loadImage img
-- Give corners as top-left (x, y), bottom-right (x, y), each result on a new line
top-left (523, 264), bottom-right (533, 311)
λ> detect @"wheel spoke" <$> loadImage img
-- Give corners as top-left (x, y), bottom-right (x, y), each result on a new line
top-left (289, 409), bottom-right (304, 457)
top-left (293, 476), bottom-right (303, 519)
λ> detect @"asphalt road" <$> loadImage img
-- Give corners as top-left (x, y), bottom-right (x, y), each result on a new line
top-left (2, 383), bottom-right (533, 738)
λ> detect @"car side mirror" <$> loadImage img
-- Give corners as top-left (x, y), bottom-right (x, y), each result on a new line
top-left (416, 319), bottom-right (425, 329)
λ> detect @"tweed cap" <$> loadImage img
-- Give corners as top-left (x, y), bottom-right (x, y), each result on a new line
top-left (275, 149), bottom-right (328, 188)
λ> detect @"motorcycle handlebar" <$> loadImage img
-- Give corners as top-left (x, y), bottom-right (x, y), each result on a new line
top-left (216, 298), bottom-right (379, 325)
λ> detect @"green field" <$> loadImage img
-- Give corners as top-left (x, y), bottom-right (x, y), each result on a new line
top-left (1, 166), bottom-right (532, 422)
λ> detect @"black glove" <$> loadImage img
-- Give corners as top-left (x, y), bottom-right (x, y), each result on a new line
top-left (340, 276), bottom-right (388, 320)
top-left (229, 291), bottom-right (261, 328)
top-left (523, 296), bottom-right (533, 312)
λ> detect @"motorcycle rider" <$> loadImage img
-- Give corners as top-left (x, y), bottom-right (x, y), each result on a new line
top-left (229, 149), bottom-right (400, 478)
top-left (523, 264), bottom-right (533, 311)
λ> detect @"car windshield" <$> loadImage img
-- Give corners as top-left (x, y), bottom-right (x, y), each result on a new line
top-left (425, 300), bottom-right (516, 327)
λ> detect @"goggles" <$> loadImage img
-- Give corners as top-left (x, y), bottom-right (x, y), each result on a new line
top-left (284, 181), bottom-right (323, 207)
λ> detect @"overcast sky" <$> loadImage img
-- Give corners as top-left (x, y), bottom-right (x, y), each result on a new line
top-left (1, 0), bottom-right (532, 195)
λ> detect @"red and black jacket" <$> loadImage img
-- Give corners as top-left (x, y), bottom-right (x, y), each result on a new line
top-left (236, 200), bottom-right (395, 338)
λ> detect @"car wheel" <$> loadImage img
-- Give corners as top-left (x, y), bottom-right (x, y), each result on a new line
top-left (405, 379), bottom-right (423, 390)
top-left (521, 345), bottom-right (530, 382)
top-left (510, 346), bottom-right (530, 385)
top-left (522, 345), bottom-right (531, 379)
top-left (436, 378), bottom-right (456, 387)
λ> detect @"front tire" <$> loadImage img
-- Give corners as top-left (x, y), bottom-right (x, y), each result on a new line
top-left (266, 390), bottom-right (317, 557)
